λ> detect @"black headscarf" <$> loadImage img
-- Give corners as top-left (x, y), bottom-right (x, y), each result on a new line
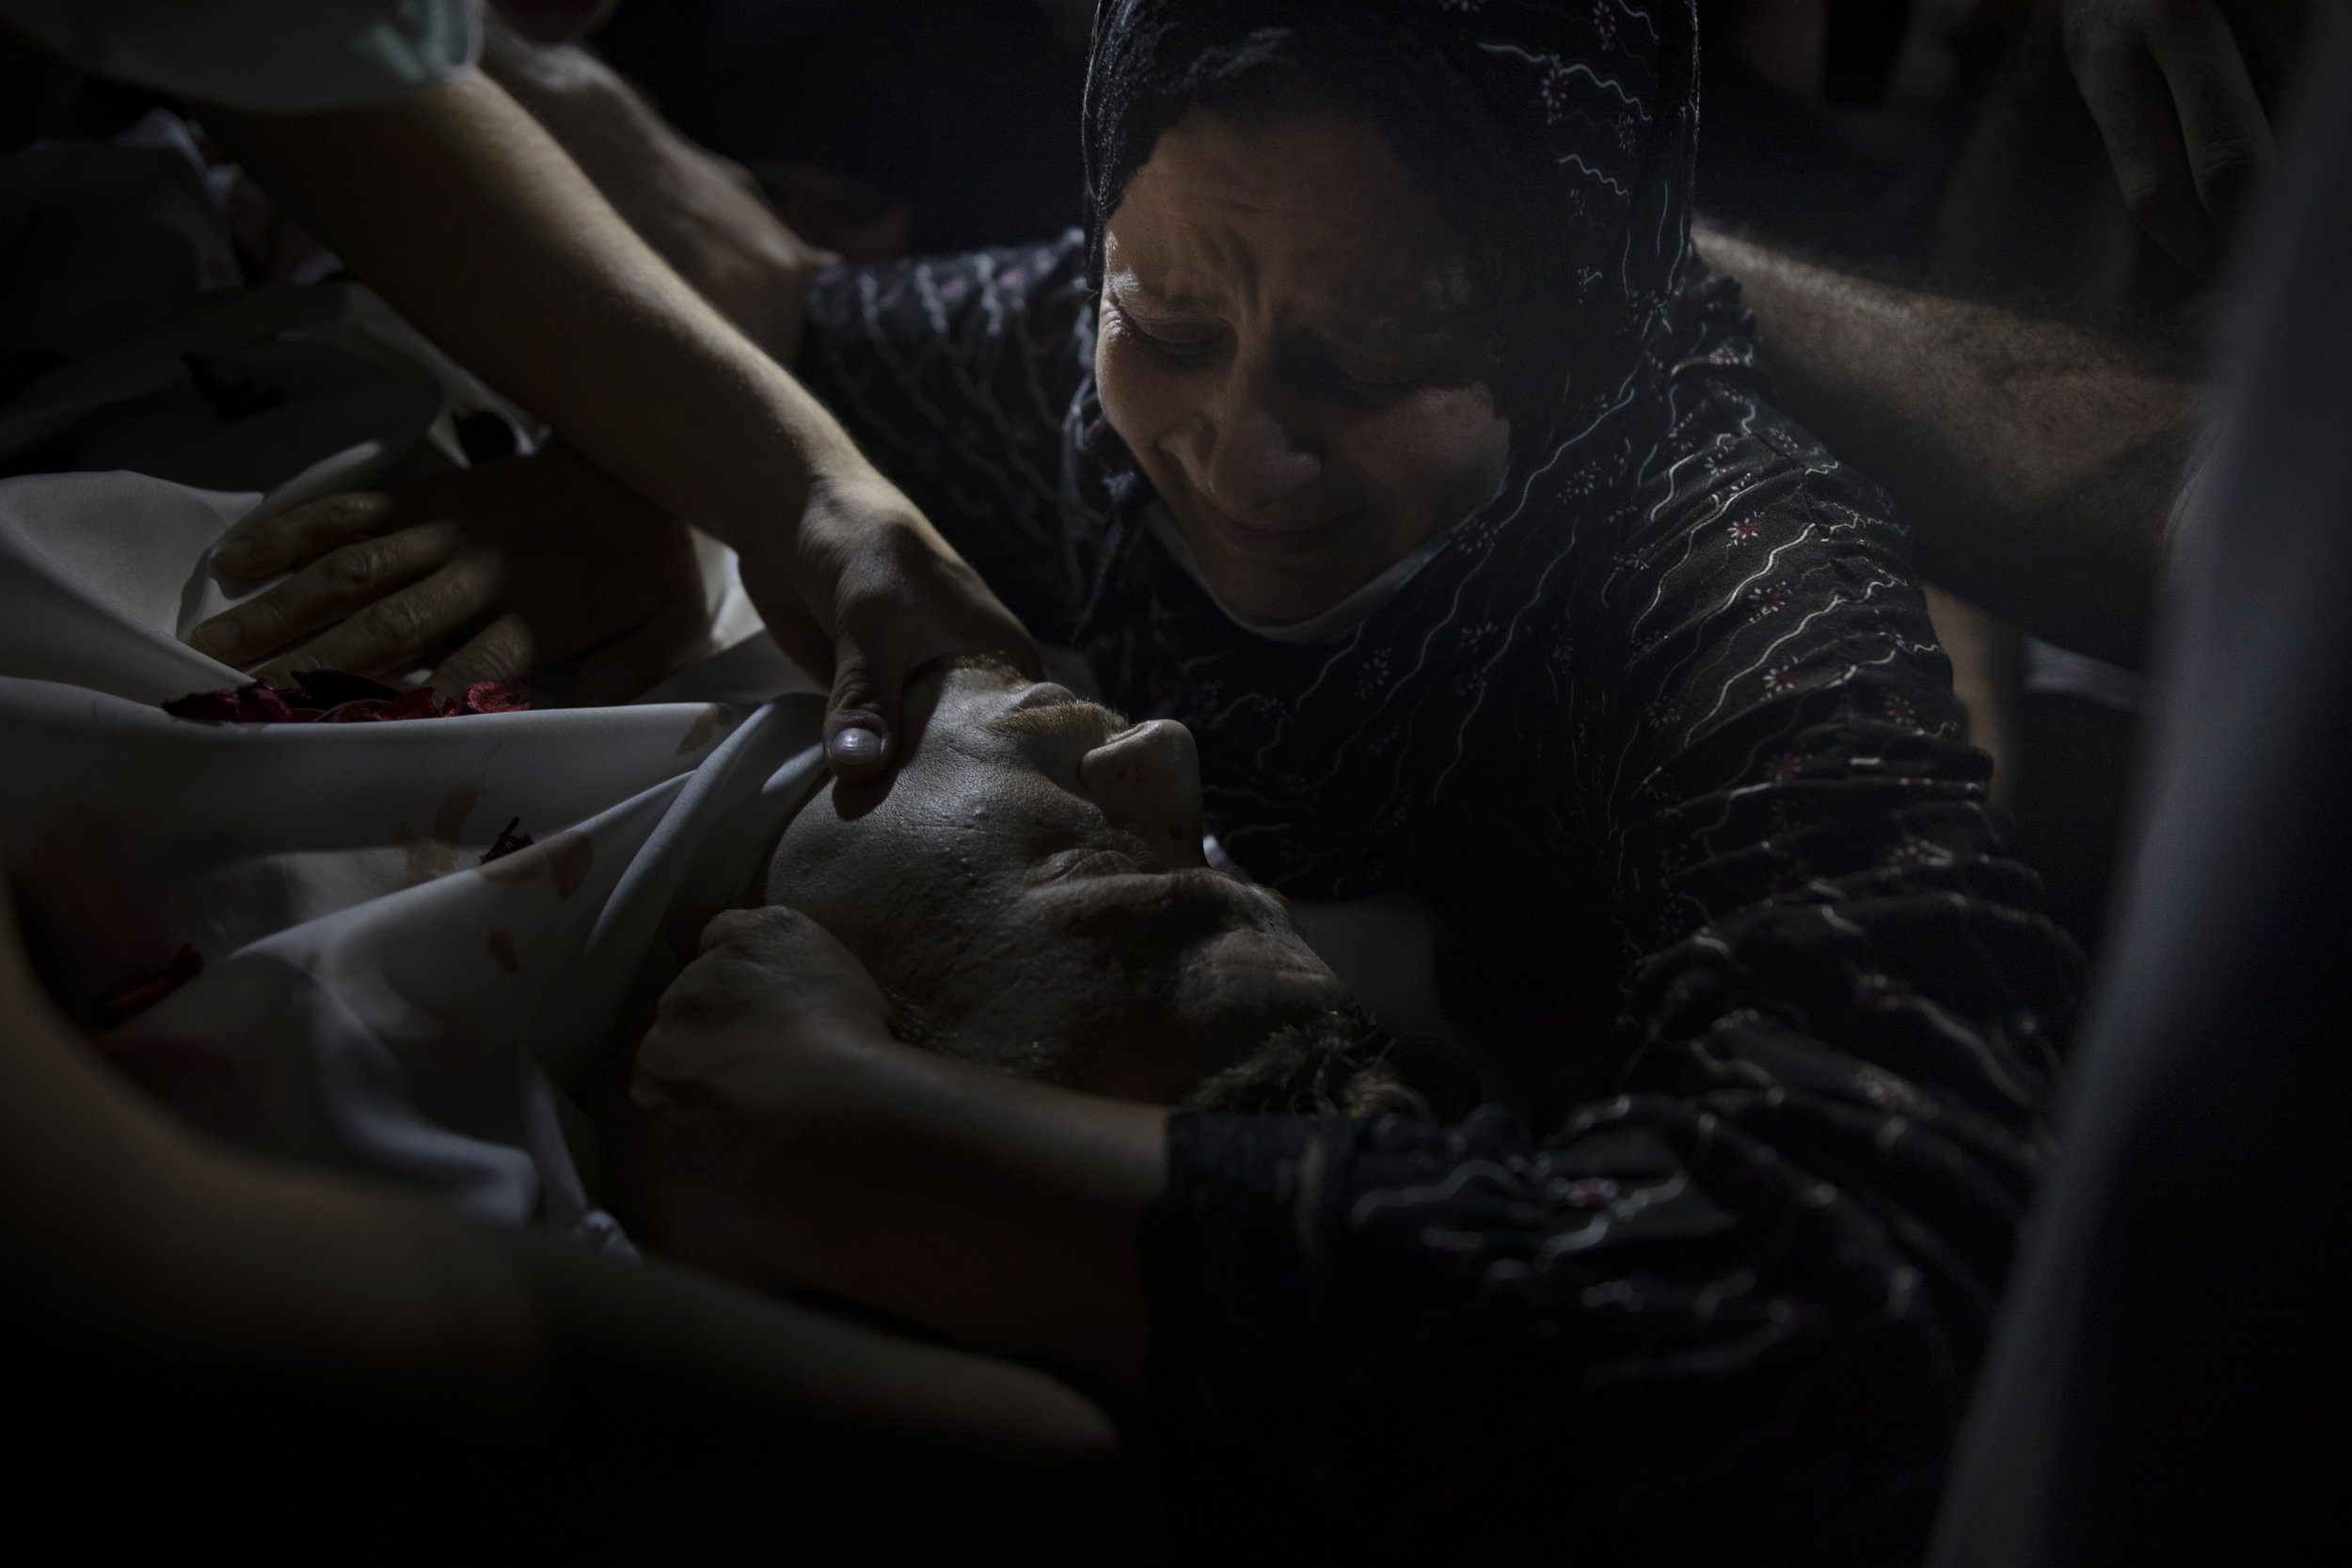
top-left (1081, 0), bottom-right (1701, 460)
top-left (1065, 2), bottom-right (1744, 912)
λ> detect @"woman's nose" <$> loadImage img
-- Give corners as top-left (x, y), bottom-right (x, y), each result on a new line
top-left (1078, 720), bottom-right (1208, 869)
top-left (1185, 375), bottom-right (1320, 515)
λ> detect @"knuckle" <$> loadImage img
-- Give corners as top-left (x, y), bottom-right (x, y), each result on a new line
top-left (329, 490), bottom-right (392, 529)
top-left (325, 544), bottom-right (384, 591)
top-left (699, 908), bottom-right (765, 954)
top-left (235, 598), bottom-right (283, 641)
top-left (2190, 135), bottom-right (2260, 184)
top-left (450, 624), bottom-right (528, 685)
top-left (358, 594), bottom-right (424, 646)
top-left (652, 984), bottom-right (725, 1032)
top-left (293, 493), bottom-right (383, 550)
top-left (2121, 177), bottom-right (2182, 228)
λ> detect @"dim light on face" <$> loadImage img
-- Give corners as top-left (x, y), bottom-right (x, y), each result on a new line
top-left (1095, 102), bottom-right (1514, 625)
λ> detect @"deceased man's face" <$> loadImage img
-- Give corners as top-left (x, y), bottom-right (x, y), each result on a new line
top-left (767, 660), bottom-right (1351, 1101)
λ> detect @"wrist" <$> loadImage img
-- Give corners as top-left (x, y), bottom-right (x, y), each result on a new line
top-left (738, 1039), bottom-right (1166, 1384)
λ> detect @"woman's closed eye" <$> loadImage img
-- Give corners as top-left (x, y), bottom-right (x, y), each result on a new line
top-left (1117, 303), bottom-right (1447, 397)
top-left (1316, 344), bottom-right (1435, 396)
top-left (1114, 303), bottom-right (1225, 365)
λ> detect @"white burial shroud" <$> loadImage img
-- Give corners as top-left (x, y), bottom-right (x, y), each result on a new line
top-left (0, 151), bottom-right (828, 1248)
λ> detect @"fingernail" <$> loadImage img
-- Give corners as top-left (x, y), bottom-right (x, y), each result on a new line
top-left (189, 622), bottom-right (237, 657)
top-left (214, 539), bottom-right (253, 571)
top-left (828, 725), bottom-right (882, 767)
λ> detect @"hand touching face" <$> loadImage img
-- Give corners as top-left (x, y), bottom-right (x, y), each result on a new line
top-left (767, 660), bottom-right (1353, 1101)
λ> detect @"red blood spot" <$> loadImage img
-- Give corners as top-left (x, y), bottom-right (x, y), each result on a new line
top-left (91, 943), bottom-right (205, 1030)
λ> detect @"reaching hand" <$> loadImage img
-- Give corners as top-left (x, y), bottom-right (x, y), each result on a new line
top-left (626, 905), bottom-right (896, 1279)
top-left (733, 466), bottom-right (1041, 782)
top-left (2058, 0), bottom-right (2330, 275)
top-left (646, 905), bottom-right (896, 1077)
top-left (188, 445), bottom-right (714, 705)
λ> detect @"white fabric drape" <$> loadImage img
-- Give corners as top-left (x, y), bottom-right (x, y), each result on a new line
top-left (0, 129), bottom-right (823, 1246)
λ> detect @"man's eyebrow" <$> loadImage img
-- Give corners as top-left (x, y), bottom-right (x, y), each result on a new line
top-left (914, 652), bottom-right (1027, 688)
top-left (985, 697), bottom-right (1131, 738)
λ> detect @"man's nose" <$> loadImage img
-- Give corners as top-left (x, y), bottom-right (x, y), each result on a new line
top-left (1078, 720), bottom-right (1208, 869)
top-left (1186, 366), bottom-right (1319, 515)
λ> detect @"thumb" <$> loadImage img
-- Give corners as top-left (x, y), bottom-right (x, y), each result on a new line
top-left (823, 595), bottom-right (914, 780)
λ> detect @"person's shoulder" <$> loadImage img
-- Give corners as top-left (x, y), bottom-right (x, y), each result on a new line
top-left (1636, 371), bottom-right (1898, 550)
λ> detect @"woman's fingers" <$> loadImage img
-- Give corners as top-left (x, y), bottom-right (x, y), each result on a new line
top-left (211, 491), bottom-right (400, 579)
top-left (2152, 2), bottom-right (2276, 243)
top-left (2075, 40), bottom-right (2225, 276)
top-left (425, 610), bottom-right (536, 699)
top-left (744, 469), bottom-right (1041, 779)
top-left (252, 552), bottom-right (496, 683)
top-left (691, 904), bottom-right (892, 1022)
top-left (818, 535), bottom-right (1041, 779)
top-left (190, 519), bottom-right (460, 664)
top-left (822, 580), bottom-right (919, 780)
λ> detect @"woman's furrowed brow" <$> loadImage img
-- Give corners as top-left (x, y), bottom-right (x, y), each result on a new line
top-left (1107, 271), bottom-right (1222, 314)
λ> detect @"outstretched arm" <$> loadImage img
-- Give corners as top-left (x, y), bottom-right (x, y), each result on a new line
top-left (201, 68), bottom-right (1035, 772)
top-left (1697, 221), bottom-right (2201, 669)
top-left (477, 12), bottom-right (834, 363)
top-left (0, 887), bottom-right (1126, 1549)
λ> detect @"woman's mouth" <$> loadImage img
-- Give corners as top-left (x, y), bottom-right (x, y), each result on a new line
top-left (1200, 503), bottom-right (1362, 560)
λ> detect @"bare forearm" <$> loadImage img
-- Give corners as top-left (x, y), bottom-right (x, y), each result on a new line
top-left (645, 1030), bottom-right (1168, 1394)
top-left (478, 19), bottom-right (828, 360)
top-left (0, 901), bottom-right (1108, 1481)
top-left (1697, 222), bottom-right (2201, 668)
top-left (205, 71), bottom-right (851, 554)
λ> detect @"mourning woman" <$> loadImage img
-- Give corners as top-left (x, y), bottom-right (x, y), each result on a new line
top-left (622, 1), bottom-right (2084, 1560)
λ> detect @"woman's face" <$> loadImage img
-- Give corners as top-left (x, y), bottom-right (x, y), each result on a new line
top-left (1096, 101), bottom-right (1513, 624)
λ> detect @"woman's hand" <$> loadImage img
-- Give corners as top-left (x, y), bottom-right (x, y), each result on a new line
top-left (188, 446), bottom-right (714, 705)
top-left (734, 467), bottom-right (1041, 781)
top-left (206, 74), bottom-right (1035, 770)
top-left (2058, 0), bottom-right (2327, 276)
top-left (626, 906), bottom-right (896, 1282)
top-left (624, 905), bottom-right (1163, 1387)
top-left (631, 907), bottom-right (897, 1212)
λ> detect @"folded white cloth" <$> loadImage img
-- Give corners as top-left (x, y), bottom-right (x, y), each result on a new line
top-left (0, 141), bottom-right (822, 1243)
